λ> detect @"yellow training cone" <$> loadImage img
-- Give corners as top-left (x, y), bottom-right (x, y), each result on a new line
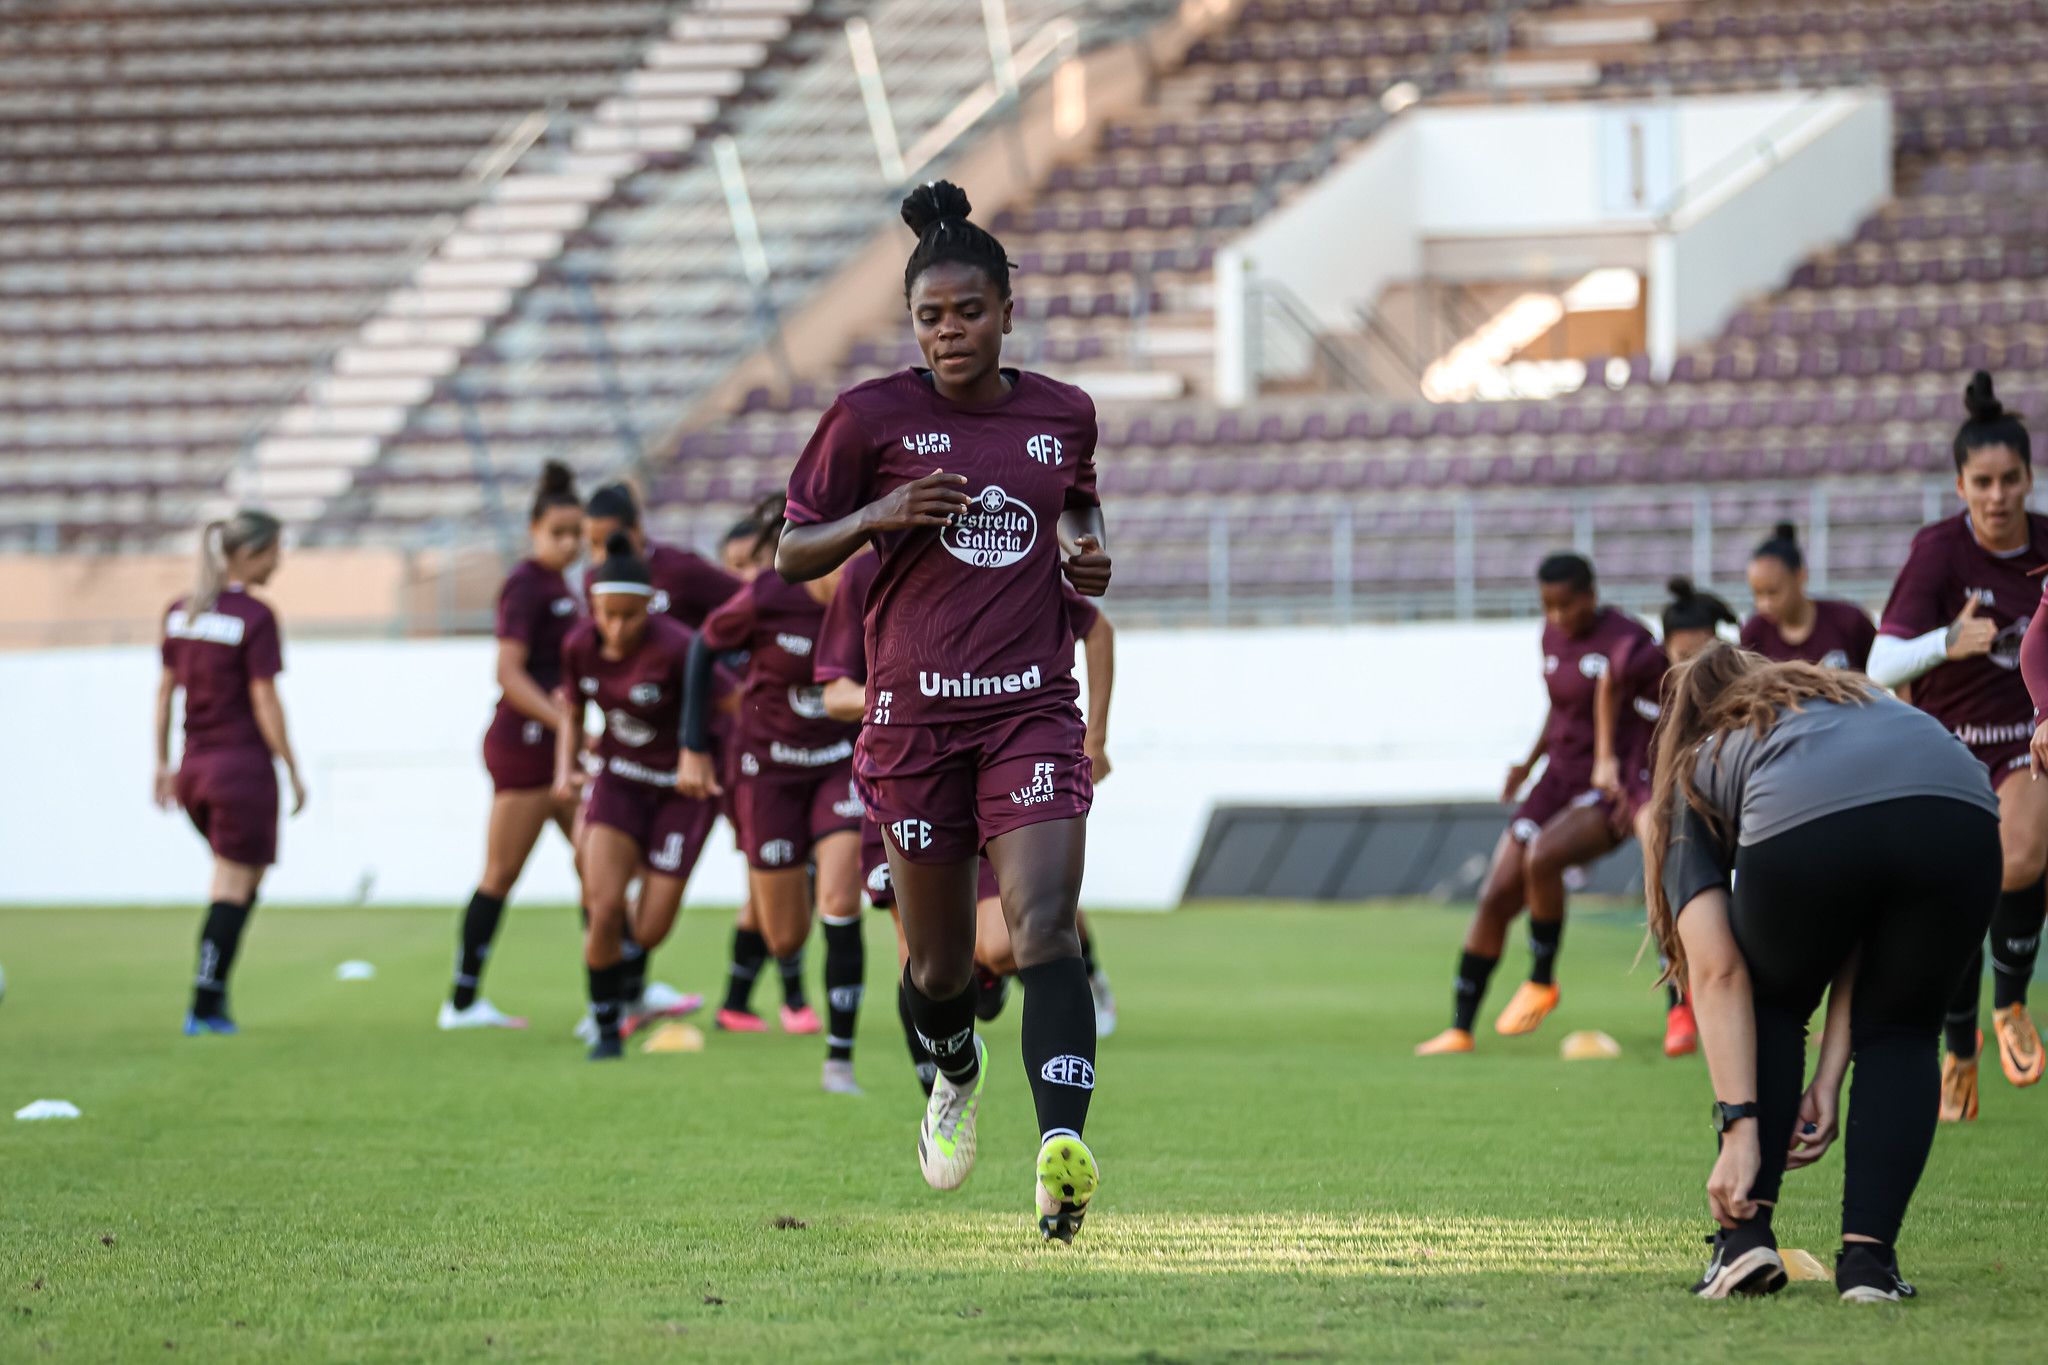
top-left (1560, 1029), bottom-right (1622, 1061)
top-left (640, 1022), bottom-right (706, 1054)
top-left (1783, 1249), bottom-right (1832, 1282)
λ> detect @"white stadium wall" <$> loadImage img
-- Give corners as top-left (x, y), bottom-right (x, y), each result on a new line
top-left (0, 622), bottom-right (1549, 910)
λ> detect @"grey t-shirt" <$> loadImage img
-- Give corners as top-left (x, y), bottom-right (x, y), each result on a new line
top-left (1663, 695), bottom-right (2000, 913)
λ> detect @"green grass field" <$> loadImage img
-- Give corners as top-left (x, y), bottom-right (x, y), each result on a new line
top-left (3, 901), bottom-right (2046, 1363)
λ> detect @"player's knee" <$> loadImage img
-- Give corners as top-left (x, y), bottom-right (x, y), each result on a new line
top-left (479, 863), bottom-right (520, 899)
top-left (1006, 899), bottom-right (1079, 966)
top-left (908, 950), bottom-right (974, 1000)
top-left (1525, 839), bottom-right (1572, 879)
top-left (2002, 840), bottom-right (2047, 891)
top-left (818, 882), bottom-right (861, 925)
top-left (761, 922), bottom-right (806, 959)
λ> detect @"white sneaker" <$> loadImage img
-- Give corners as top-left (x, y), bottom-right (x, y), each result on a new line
top-left (572, 1010), bottom-right (599, 1046)
top-left (639, 980), bottom-right (702, 1016)
top-left (822, 1059), bottom-right (864, 1096)
top-left (1090, 970), bottom-right (1118, 1040)
top-left (438, 999), bottom-right (528, 1031)
top-left (917, 1036), bottom-right (987, 1191)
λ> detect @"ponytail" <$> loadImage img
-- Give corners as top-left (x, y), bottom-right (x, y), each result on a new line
top-left (192, 509), bottom-right (282, 613)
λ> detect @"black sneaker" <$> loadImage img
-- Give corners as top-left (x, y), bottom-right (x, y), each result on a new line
top-left (1691, 1225), bottom-right (1788, 1299)
top-left (587, 1033), bottom-right (624, 1062)
top-left (1836, 1243), bottom-right (1916, 1304)
top-left (972, 966), bottom-right (1010, 1023)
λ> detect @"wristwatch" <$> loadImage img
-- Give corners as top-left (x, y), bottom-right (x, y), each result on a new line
top-left (1713, 1101), bottom-right (1759, 1133)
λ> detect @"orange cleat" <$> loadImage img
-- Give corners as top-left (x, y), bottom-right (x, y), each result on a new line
top-left (1941, 1034), bottom-right (1982, 1123)
top-left (1664, 1001), bottom-right (1698, 1058)
top-left (1415, 1027), bottom-right (1475, 1056)
top-left (1994, 1004), bottom-right (2044, 1088)
top-left (1493, 981), bottom-right (1561, 1037)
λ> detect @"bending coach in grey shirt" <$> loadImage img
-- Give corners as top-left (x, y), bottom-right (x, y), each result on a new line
top-left (1643, 645), bottom-right (2000, 1305)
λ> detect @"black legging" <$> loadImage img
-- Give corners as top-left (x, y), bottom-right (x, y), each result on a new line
top-left (1729, 796), bottom-right (2000, 1245)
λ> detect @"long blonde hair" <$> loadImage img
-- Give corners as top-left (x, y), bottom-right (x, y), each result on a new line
top-left (192, 509), bottom-right (281, 613)
top-left (1642, 644), bottom-right (1875, 984)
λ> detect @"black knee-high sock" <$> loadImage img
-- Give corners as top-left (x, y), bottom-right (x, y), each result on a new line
top-left (451, 890), bottom-right (506, 1010)
top-left (1527, 917), bottom-right (1563, 987)
top-left (1990, 879), bottom-right (2046, 1010)
top-left (723, 927), bottom-right (766, 1014)
top-left (778, 950), bottom-right (809, 1010)
top-left (1452, 950), bottom-right (1498, 1032)
top-left (1019, 957), bottom-right (1096, 1143)
top-left (902, 965), bottom-right (978, 1086)
top-left (617, 931), bottom-right (647, 1010)
top-left (191, 900), bottom-right (252, 1017)
top-left (1842, 1027), bottom-right (1942, 1245)
top-left (587, 960), bottom-right (625, 1041)
top-left (1946, 948), bottom-right (1983, 1058)
top-left (822, 915), bottom-right (864, 1063)
top-left (1078, 922), bottom-right (1099, 977)
top-left (898, 978), bottom-right (937, 1095)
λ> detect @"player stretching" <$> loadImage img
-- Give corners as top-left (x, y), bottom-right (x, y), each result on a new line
top-left (1417, 552), bottom-right (1653, 1055)
top-left (154, 510), bottom-right (305, 1035)
top-left (442, 461), bottom-right (584, 1030)
top-left (774, 181), bottom-right (1110, 1241)
top-left (1869, 372), bottom-right (2048, 1118)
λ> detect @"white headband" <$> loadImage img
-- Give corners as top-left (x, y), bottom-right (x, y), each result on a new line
top-left (591, 580), bottom-right (655, 597)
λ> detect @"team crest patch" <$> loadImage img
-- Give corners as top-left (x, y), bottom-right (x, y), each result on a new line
top-left (941, 486), bottom-right (1036, 568)
top-left (630, 682), bottom-right (662, 706)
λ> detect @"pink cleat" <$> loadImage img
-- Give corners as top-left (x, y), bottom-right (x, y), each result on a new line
top-left (780, 1004), bottom-right (822, 1035)
top-left (716, 1008), bottom-right (768, 1033)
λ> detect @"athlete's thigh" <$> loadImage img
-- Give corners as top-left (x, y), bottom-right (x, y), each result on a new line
top-left (484, 789), bottom-right (554, 883)
top-left (1529, 803), bottom-right (1620, 871)
top-left (886, 834), bottom-right (979, 968)
top-left (748, 864), bottom-right (812, 944)
top-left (812, 828), bottom-right (862, 912)
top-left (581, 825), bottom-right (642, 911)
top-left (1997, 765), bottom-right (2048, 884)
top-left (974, 892), bottom-right (1017, 976)
top-left (1477, 827), bottom-right (1527, 910)
top-left (634, 869), bottom-right (689, 944)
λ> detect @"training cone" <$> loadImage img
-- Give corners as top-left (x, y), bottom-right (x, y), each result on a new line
top-left (1783, 1249), bottom-right (1832, 1282)
top-left (640, 1021), bottom-right (705, 1054)
top-left (1560, 1029), bottom-right (1621, 1061)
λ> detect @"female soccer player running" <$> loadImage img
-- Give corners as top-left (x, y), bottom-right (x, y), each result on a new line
top-left (1740, 523), bottom-right (1877, 670)
top-left (154, 510), bottom-right (305, 1035)
top-left (556, 534), bottom-right (720, 1061)
top-left (1417, 552), bottom-right (1653, 1055)
top-left (683, 498), bottom-right (866, 1093)
top-left (1869, 373), bottom-right (2048, 1119)
top-left (441, 462), bottom-right (585, 1031)
top-left (774, 181), bottom-right (1110, 1242)
top-left (1646, 646), bottom-right (1999, 1302)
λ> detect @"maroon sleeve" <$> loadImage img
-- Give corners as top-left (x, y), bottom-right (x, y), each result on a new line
top-left (670, 557), bottom-right (742, 628)
top-left (785, 399), bottom-right (877, 527)
top-left (1879, 533), bottom-right (1949, 639)
top-left (160, 606), bottom-right (177, 670)
top-left (814, 567), bottom-right (868, 683)
top-left (1738, 615), bottom-right (1764, 651)
top-left (495, 571), bottom-right (538, 645)
top-left (1620, 634), bottom-right (1665, 699)
top-left (1060, 581), bottom-right (1100, 639)
top-left (1845, 604), bottom-right (1877, 672)
top-left (1066, 397), bottom-right (1100, 511)
top-left (699, 580), bottom-right (755, 654)
top-left (2024, 595), bottom-right (2048, 717)
top-left (244, 605), bottom-right (282, 680)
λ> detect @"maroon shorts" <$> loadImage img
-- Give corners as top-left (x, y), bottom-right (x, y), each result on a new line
top-left (855, 706), bottom-right (1093, 865)
top-left (734, 758), bottom-right (864, 871)
top-left (482, 704), bottom-right (555, 793)
top-left (583, 771), bottom-right (717, 879)
top-left (1510, 767), bottom-right (1612, 845)
top-left (1973, 740), bottom-right (2033, 791)
top-left (177, 746), bottom-right (278, 868)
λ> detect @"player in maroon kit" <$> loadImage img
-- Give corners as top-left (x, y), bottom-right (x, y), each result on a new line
top-left (440, 462), bottom-right (584, 1031)
top-left (774, 181), bottom-right (1109, 1242)
top-left (1871, 372), bottom-right (2047, 1119)
top-left (555, 533), bottom-right (720, 1061)
top-left (683, 497), bottom-right (865, 1092)
top-left (1741, 523), bottom-right (1877, 671)
top-left (154, 509), bottom-right (305, 1035)
top-left (1417, 552), bottom-right (1655, 1056)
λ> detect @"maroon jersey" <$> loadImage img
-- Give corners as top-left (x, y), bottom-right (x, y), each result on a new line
top-left (161, 587), bottom-right (283, 755)
top-left (785, 367), bottom-right (1100, 727)
top-left (648, 542), bottom-right (741, 632)
top-left (1739, 598), bottom-right (1876, 671)
top-left (495, 558), bottom-right (579, 697)
top-left (1880, 512), bottom-right (2048, 741)
top-left (1610, 633), bottom-right (1667, 790)
top-left (1540, 607), bottom-right (1657, 784)
top-left (700, 570), bottom-right (857, 776)
top-left (562, 614), bottom-right (695, 786)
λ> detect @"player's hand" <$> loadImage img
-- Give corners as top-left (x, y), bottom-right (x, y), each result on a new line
top-left (287, 766), bottom-right (308, 817)
top-left (2031, 719), bottom-right (2048, 779)
top-left (1947, 595), bottom-right (1998, 660)
top-left (865, 470), bottom-right (971, 532)
top-left (153, 765), bottom-right (178, 811)
top-left (551, 770), bottom-right (584, 804)
top-left (1706, 1122), bottom-right (1761, 1229)
top-left (1502, 761), bottom-right (1533, 804)
top-left (1785, 1083), bottom-right (1840, 1171)
top-left (1590, 755), bottom-right (1621, 800)
top-left (1062, 534), bottom-right (1112, 597)
top-left (677, 749), bottom-right (722, 801)
top-left (1085, 734), bottom-right (1112, 783)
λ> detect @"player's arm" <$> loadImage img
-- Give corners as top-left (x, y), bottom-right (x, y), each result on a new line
top-left (778, 470), bottom-right (971, 582)
top-left (1505, 719), bottom-right (1548, 803)
top-left (1058, 505), bottom-right (1110, 597)
top-left (249, 678), bottom-right (306, 816)
top-left (551, 685), bottom-right (584, 803)
top-left (822, 677), bottom-right (866, 723)
top-left (1676, 886), bottom-right (1761, 1228)
top-left (677, 635), bottom-right (723, 799)
top-left (153, 667), bottom-right (178, 809)
top-left (1591, 669), bottom-right (1620, 797)
top-left (495, 638), bottom-right (559, 729)
top-left (1788, 951), bottom-right (1855, 1171)
top-left (1081, 612), bottom-right (1115, 781)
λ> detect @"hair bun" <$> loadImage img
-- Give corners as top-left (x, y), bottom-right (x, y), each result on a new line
top-left (901, 180), bottom-right (974, 237)
top-left (604, 529), bottom-right (636, 560)
top-left (538, 459), bottom-right (576, 497)
top-left (1966, 369), bottom-right (2005, 422)
top-left (1771, 521), bottom-right (1798, 544)
top-left (1667, 575), bottom-right (1697, 601)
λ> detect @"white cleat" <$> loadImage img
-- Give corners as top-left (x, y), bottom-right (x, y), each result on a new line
top-left (1035, 1132), bottom-right (1100, 1244)
top-left (1090, 969), bottom-right (1118, 1040)
top-left (638, 980), bottom-right (702, 1016)
top-left (572, 1010), bottom-right (599, 1046)
top-left (438, 999), bottom-right (528, 1031)
top-left (821, 1059), bottom-right (864, 1096)
top-left (917, 1036), bottom-right (987, 1191)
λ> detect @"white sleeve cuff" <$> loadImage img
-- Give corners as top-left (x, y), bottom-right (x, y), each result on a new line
top-left (1866, 628), bottom-right (1949, 689)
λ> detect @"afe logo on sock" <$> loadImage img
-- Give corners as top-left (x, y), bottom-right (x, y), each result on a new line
top-left (1040, 1055), bottom-right (1095, 1089)
top-left (829, 985), bottom-right (864, 1013)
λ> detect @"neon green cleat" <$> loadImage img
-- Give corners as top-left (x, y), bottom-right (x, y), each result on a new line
top-left (917, 1035), bottom-right (986, 1190)
top-left (1035, 1132), bottom-right (1099, 1244)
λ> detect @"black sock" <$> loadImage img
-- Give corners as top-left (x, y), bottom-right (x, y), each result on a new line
top-left (723, 928), bottom-right (766, 1014)
top-left (1990, 879), bottom-right (2045, 1009)
top-left (902, 965), bottom-right (978, 1086)
top-left (822, 915), bottom-right (864, 1063)
top-left (450, 890), bottom-right (506, 1010)
top-left (191, 900), bottom-right (252, 1018)
top-left (1527, 918), bottom-right (1563, 987)
top-left (1452, 950), bottom-right (1499, 1032)
top-left (1078, 922), bottom-right (1099, 977)
top-left (587, 961), bottom-right (624, 1041)
top-left (618, 932), bottom-right (647, 1010)
top-left (1842, 1027), bottom-right (1942, 1246)
top-left (1019, 957), bottom-right (1096, 1144)
top-left (778, 950), bottom-right (809, 1010)
top-left (1946, 948), bottom-right (1983, 1058)
top-left (1666, 983), bottom-right (1683, 1010)
top-left (898, 978), bottom-right (936, 1095)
